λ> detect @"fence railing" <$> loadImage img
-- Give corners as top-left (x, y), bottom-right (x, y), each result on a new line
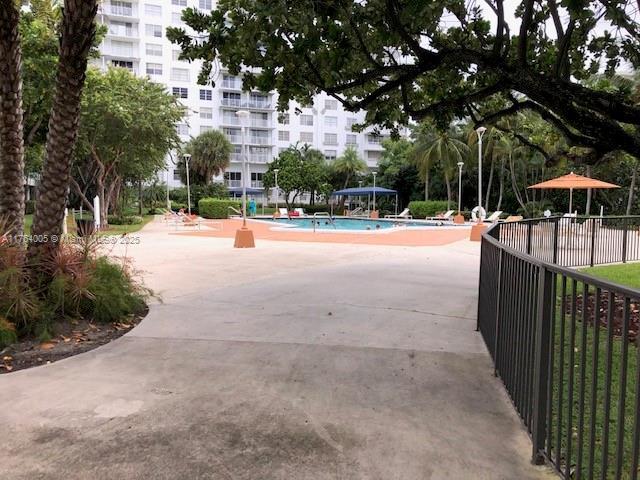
top-left (478, 217), bottom-right (640, 479)
top-left (493, 216), bottom-right (640, 267)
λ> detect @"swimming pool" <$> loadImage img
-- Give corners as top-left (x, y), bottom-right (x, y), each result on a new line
top-left (261, 217), bottom-right (457, 231)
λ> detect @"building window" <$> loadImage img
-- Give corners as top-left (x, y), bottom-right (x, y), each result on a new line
top-left (346, 134), bottom-right (357, 145)
top-left (200, 125), bottom-right (213, 133)
top-left (172, 50), bottom-right (183, 61)
top-left (199, 107), bottom-right (213, 119)
top-left (177, 124), bottom-right (189, 135)
top-left (109, 20), bottom-right (135, 37)
top-left (111, 60), bottom-right (133, 70)
top-left (367, 151), bottom-right (382, 162)
top-left (324, 99), bottom-right (337, 110)
top-left (199, 0), bottom-right (212, 10)
top-left (324, 150), bottom-right (337, 161)
top-left (173, 169), bottom-right (181, 181)
top-left (145, 43), bottom-right (162, 56)
top-left (225, 171), bottom-right (242, 186)
top-left (171, 68), bottom-right (190, 82)
top-left (324, 133), bottom-right (338, 145)
top-left (222, 91), bottom-right (241, 107)
top-left (300, 114), bottom-right (313, 126)
top-left (171, 0), bottom-right (187, 5)
top-left (145, 24), bottom-right (162, 38)
top-left (146, 63), bottom-right (163, 76)
top-left (222, 74), bottom-right (240, 89)
top-left (300, 132), bottom-right (313, 143)
top-left (111, 1), bottom-right (133, 16)
top-left (112, 40), bottom-right (134, 56)
top-left (346, 117), bottom-right (357, 130)
top-left (278, 131), bottom-right (289, 142)
top-left (278, 113), bottom-right (289, 125)
top-left (199, 89), bottom-right (212, 101)
top-left (144, 3), bottom-right (161, 16)
top-left (171, 12), bottom-right (184, 25)
top-left (324, 116), bottom-right (337, 127)
top-left (249, 92), bottom-right (269, 108)
top-left (172, 87), bottom-right (188, 98)
top-left (366, 133), bottom-right (381, 144)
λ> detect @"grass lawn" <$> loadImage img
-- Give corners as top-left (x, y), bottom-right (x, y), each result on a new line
top-left (547, 270), bottom-right (639, 479)
top-left (23, 214), bottom-right (154, 236)
top-left (581, 263), bottom-right (640, 290)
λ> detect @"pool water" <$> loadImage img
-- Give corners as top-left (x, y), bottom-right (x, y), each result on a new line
top-left (264, 217), bottom-right (447, 231)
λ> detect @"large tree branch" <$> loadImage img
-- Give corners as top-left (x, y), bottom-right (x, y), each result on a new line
top-left (385, 0), bottom-right (433, 63)
top-left (518, 0), bottom-right (535, 64)
top-left (492, 0), bottom-right (505, 57)
top-left (408, 81), bottom-right (508, 118)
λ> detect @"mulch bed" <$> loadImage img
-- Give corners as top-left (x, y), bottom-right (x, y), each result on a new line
top-left (0, 308), bottom-right (147, 374)
top-left (564, 292), bottom-right (640, 343)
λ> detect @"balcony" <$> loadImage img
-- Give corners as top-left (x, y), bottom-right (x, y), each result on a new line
top-left (251, 181), bottom-right (264, 188)
top-left (221, 79), bottom-right (242, 90)
top-left (221, 97), bottom-right (272, 110)
top-left (248, 154), bottom-right (271, 163)
top-left (226, 134), bottom-right (242, 144)
top-left (248, 136), bottom-right (271, 145)
top-left (107, 25), bottom-right (138, 38)
top-left (230, 153), bottom-right (242, 162)
top-left (225, 180), bottom-right (242, 188)
top-left (250, 118), bottom-right (271, 128)
top-left (100, 4), bottom-right (137, 18)
top-left (221, 116), bottom-right (241, 126)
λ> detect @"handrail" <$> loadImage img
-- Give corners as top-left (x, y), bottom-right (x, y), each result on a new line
top-left (312, 212), bottom-right (336, 232)
top-left (228, 206), bottom-right (241, 216)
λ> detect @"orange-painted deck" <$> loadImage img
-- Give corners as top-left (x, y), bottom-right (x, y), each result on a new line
top-left (173, 219), bottom-right (471, 246)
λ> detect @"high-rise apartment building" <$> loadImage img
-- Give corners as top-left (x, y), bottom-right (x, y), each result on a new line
top-left (95, 0), bottom-right (397, 196)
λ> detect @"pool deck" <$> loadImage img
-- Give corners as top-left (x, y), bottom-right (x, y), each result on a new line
top-left (173, 218), bottom-right (472, 246)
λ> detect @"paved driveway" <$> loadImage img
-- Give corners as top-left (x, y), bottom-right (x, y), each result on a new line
top-left (0, 221), bottom-right (553, 479)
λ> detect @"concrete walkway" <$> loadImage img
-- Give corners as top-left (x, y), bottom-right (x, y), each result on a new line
top-left (0, 220), bottom-right (553, 479)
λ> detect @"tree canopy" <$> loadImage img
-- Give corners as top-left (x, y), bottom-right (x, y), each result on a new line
top-left (182, 129), bottom-right (232, 185)
top-left (168, 0), bottom-right (640, 163)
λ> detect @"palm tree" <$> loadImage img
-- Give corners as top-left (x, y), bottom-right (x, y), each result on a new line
top-left (410, 126), bottom-right (437, 201)
top-left (184, 130), bottom-right (232, 185)
top-left (31, 0), bottom-right (98, 253)
top-left (413, 128), bottom-right (469, 208)
top-left (0, 2), bottom-right (25, 237)
top-left (333, 146), bottom-right (367, 189)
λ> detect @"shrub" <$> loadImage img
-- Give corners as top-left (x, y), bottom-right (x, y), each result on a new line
top-left (408, 200), bottom-right (450, 218)
top-left (107, 215), bottom-right (143, 225)
top-left (299, 204), bottom-right (332, 214)
top-left (81, 257), bottom-right (147, 323)
top-left (198, 198), bottom-right (241, 219)
top-left (169, 184), bottom-right (228, 208)
top-left (0, 317), bottom-right (17, 348)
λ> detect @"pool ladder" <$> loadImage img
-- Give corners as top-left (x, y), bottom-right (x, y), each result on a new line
top-left (312, 212), bottom-right (336, 232)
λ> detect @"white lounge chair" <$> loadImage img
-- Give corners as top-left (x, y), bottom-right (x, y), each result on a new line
top-left (426, 210), bottom-right (455, 221)
top-left (278, 208), bottom-right (290, 218)
top-left (294, 208), bottom-right (306, 217)
top-left (486, 211), bottom-right (503, 222)
top-left (385, 208), bottom-right (412, 219)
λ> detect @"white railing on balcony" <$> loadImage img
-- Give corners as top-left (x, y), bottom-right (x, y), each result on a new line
top-left (221, 97), bottom-right (272, 109)
top-left (250, 118), bottom-right (271, 128)
top-left (248, 154), bottom-right (271, 163)
top-left (226, 180), bottom-right (242, 188)
top-left (102, 4), bottom-right (135, 17)
top-left (248, 136), bottom-right (271, 145)
top-left (226, 135), bottom-right (242, 144)
top-left (251, 181), bottom-right (264, 188)
top-left (108, 24), bottom-right (137, 37)
top-left (222, 79), bottom-right (242, 90)
top-left (230, 153), bottom-right (242, 162)
top-left (221, 116), bottom-right (241, 126)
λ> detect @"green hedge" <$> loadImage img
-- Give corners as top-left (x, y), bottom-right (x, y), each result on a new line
top-left (198, 198), bottom-right (241, 219)
top-left (107, 215), bottom-right (143, 225)
top-left (408, 200), bottom-right (450, 218)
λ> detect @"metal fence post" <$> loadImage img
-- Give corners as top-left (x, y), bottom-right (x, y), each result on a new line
top-left (531, 265), bottom-right (553, 464)
top-left (527, 222), bottom-right (533, 255)
top-left (622, 217), bottom-right (628, 263)
top-left (552, 219), bottom-right (559, 264)
top-left (493, 249), bottom-right (505, 376)
top-left (589, 218), bottom-right (597, 267)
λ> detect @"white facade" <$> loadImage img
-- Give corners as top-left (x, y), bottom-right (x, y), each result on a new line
top-left (95, 0), bottom-right (394, 196)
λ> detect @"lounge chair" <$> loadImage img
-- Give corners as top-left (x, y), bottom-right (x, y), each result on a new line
top-left (385, 208), bottom-right (413, 219)
top-left (294, 208), bottom-right (306, 217)
top-left (278, 208), bottom-right (289, 218)
top-left (486, 211), bottom-right (504, 222)
top-left (426, 210), bottom-right (455, 221)
top-left (502, 215), bottom-right (523, 223)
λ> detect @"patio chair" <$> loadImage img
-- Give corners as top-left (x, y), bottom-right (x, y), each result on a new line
top-left (426, 210), bottom-right (455, 221)
top-left (385, 208), bottom-right (413, 219)
top-left (294, 208), bottom-right (306, 217)
top-left (486, 211), bottom-right (504, 222)
top-left (278, 208), bottom-right (290, 218)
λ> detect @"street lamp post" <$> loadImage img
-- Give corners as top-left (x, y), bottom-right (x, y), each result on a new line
top-left (234, 110), bottom-right (255, 248)
top-left (372, 171), bottom-right (378, 218)
top-left (274, 168), bottom-right (279, 213)
top-left (454, 161), bottom-right (465, 224)
top-left (183, 153), bottom-right (192, 216)
top-left (470, 126), bottom-right (487, 241)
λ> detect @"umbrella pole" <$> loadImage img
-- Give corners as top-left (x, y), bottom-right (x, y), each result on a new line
top-left (395, 194), bottom-right (398, 216)
top-left (569, 188), bottom-right (573, 214)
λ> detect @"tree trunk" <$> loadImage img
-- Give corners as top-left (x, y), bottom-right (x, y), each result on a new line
top-left (497, 157), bottom-right (505, 211)
top-left (444, 170), bottom-right (452, 210)
top-left (138, 178), bottom-right (143, 216)
top-left (627, 160), bottom-right (638, 216)
top-left (509, 155), bottom-right (528, 215)
top-left (30, 0), bottom-right (98, 254)
top-left (424, 169), bottom-right (430, 201)
top-left (484, 157), bottom-right (495, 212)
top-left (0, 3), bottom-right (25, 237)
top-left (585, 165), bottom-right (592, 216)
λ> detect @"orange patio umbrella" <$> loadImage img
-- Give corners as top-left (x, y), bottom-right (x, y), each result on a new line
top-left (528, 172), bottom-right (619, 214)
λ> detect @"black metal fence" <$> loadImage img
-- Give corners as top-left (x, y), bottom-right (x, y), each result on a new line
top-left (492, 216), bottom-right (640, 267)
top-left (478, 217), bottom-right (640, 479)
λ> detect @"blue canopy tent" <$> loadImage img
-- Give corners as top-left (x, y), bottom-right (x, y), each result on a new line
top-left (330, 186), bottom-right (398, 216)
